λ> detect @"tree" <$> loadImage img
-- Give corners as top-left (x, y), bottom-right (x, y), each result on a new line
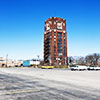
top-left (78, 57), bottom-right (85, 65)
top-left (85, 53), bottom-right (100, 66)
top-left (68, 56), bottom-right (74, 65)
top-left (40, 60), bottom-right (44, 65)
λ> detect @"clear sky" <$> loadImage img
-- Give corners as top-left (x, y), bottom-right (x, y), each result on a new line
top-left (0, 0), bottom-right (100, 60)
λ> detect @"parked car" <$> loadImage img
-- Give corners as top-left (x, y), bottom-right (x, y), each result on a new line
top-left (93, 66), bottom-right (100, 71)
top-left (70, 65), bottom-right (78, 71)
top-left (41, 66), bottom-right (54, 69)
top-left (70, 65), bottom-right (87, 71)
top-left (87, 66), bottom-right (95, 70)
top-left (76, 66), bottom-right (88, 71)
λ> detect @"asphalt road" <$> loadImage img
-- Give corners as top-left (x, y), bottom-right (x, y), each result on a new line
top-left (0, 68), bottom-right (100, 100)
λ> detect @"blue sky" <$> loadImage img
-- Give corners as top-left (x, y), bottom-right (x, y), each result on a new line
top-left (0, 0), bottom-right (100, 60)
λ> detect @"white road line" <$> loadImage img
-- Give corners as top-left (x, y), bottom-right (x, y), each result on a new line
top-left (0, 89), bottom-right (40, 95)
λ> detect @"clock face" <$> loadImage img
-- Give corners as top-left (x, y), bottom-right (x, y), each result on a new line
top-left (46, 23), bottom-right (50, 31)
top-left (57, 22), bottom-right (62, 29)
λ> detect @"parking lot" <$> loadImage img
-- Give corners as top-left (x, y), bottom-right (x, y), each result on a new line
top-left (0, 68), bottom-right (100, 100)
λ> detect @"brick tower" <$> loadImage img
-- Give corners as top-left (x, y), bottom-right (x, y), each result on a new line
top-left (44, 17), bottom-right (67, 65)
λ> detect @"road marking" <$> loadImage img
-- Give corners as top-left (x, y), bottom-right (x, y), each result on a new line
top-left (0, 83), bottom-right (23, 86)
top-left (0, 89), bottom-right (40, 95)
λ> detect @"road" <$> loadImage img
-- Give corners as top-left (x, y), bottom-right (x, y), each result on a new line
top-left (0, 68), bottom-right (100, 100)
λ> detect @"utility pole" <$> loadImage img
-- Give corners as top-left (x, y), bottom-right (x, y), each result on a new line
top-left (5, 54), bottom-right (8, 67)
top-left (37, 55), bottom-right (39, 61)
top-left (36, 55), bottom-right (40, 67)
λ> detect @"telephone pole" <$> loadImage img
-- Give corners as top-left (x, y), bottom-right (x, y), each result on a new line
top-left (5, 54), bottom-right (8, 67)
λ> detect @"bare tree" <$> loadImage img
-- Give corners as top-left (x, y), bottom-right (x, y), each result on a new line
top-left (40, 60), bottom-right (44, 66)
top-left (78, 57), bottom-right (86, 65)
top-left (68, 56), bottom-right (74, 66)
top-left (85, 53), bottom-right (100, 66)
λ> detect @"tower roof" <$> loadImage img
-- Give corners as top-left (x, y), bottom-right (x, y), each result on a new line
top-left (45, 17), bottom-right (66, 23)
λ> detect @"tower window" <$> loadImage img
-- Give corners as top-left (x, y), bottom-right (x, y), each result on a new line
top-left (58, 49), bottom-right (62, 52)
top-left (57, 43), bottom-right (62, 46)
top-left (58, 53), bottom-right (63, 56)
top-left (57, 46), bottom-right (62, 49)
top-left (57, 36), bottom-right (62, 39)
top-left (57, 32), bottom-right (62, 35)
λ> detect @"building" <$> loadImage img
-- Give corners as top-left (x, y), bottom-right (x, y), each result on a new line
top-left (0, 57), bottom-right (4, 67)
top-left (0, 57), bottom-right (3, 61)
top-left (23, 60), bottom-right (40, 67)
top-left (44, 17), bottom-right (68, 65)
top-left (0, 57), bottom-right (22, 67)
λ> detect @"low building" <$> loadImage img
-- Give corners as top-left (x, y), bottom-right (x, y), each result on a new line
top-left (0, 57), bottom-right (4, 67)
top-left (23, 60), bottom-right (40, 67)
top-left (0, 58), bottom-right (22, 67)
